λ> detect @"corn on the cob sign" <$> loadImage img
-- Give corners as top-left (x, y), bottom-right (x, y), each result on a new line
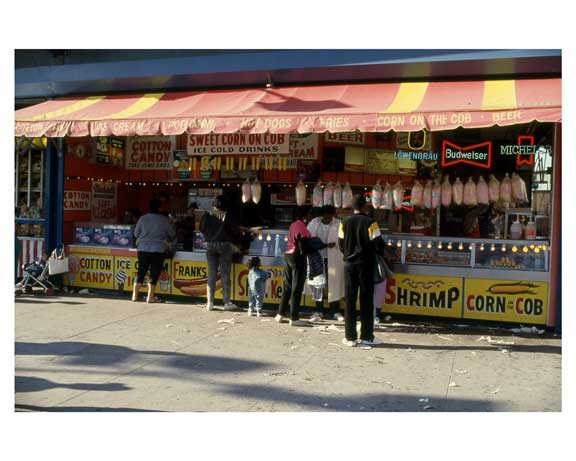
top-left (463, 278), bottom-right (548, 324)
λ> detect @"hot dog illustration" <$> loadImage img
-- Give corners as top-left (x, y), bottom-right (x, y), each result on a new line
top-left (174, 274), bottom-right (221, 296)
top-left (180, 278), bottom-right (222, 296)
top-left (488, 282), bottom-right (538, 295)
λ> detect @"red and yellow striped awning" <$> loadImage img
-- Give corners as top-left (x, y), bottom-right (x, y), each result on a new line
top-left (14, 78), bottom-right (561, 137)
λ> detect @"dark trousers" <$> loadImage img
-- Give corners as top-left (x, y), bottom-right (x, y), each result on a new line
top-left (136, 251), bottom-right (165, 284)
top-left (277, 252), bottom-right (306, 320)
top-left (343, 260), bottom-right (375, 342)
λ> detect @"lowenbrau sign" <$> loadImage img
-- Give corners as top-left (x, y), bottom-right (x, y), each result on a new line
top-left (125, 136), bottom-right (176, 170)
top-left (187, 133), bottom-right (290, 156)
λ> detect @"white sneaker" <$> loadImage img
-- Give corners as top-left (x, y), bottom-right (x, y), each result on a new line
top-left (275, 314), bottom-right (285, 323)
top-left (342, 338), bottom-right (357, 347)
top-left (358, 337), bottom-right (384, 346)
top-left (289, 319), bottom-right (307, 327)
top-left (206, 302), bottom-right (214, 311)
top-left (223, 302), bottom-right (238, 311)
top-left (256, 310), bottom-right (262, 318)
top-left (247, 309), bottom-right (254, 316)
top-left (309, 312), bottom-right (322, 322)
top-left (333, 313), bottom-right (345, 322)
top-left (374, 316), bottom-right (380, 325)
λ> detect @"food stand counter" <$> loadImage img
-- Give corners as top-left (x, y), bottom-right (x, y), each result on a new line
top-left (65, 229), bottom-right (551, 326)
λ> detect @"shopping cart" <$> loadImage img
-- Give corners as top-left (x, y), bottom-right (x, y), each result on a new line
top-left (15, 253), bottom-right (57, 296)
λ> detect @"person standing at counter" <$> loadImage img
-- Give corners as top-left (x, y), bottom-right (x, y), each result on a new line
top-left (132, 199), bottom-right (176, 304)
top-left (199, 195), bottom-right (240, 311)
top-left (275, 206), bottom-right (310, 327)
top-left (306, 205), bottom-right (345, 322)
top-left (338, 195), bottom-right (385, 347)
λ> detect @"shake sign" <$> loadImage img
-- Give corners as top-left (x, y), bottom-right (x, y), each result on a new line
top-left (126, 136), bottom-right (175, 170)
top-left (235, 265), bottom-right (284, 302)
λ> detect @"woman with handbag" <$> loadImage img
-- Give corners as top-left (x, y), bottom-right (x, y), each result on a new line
top-left (132, 199), bottom-right (176, 303)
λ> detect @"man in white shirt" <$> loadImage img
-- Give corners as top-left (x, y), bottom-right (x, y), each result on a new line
top-left (306, 205), bottom-right (345, 322)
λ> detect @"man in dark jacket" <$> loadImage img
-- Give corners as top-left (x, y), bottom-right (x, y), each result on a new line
top-left (338, 195), bottom-right (385, 347)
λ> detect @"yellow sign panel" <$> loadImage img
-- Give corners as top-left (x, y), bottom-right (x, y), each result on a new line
top-left (172, 259), bottom-right (222, 300)
top-left (235, 264), bottom-right (285, 303)
top-left (463, 278), bottom-right (548, 325)
top-left (381, 274), bottom-right (463, 318)
top-left (67, 252), bottom-right (114, 289)
top-left (114, 256), bottom-right (171, 295)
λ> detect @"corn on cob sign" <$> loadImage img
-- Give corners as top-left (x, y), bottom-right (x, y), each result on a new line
top-left (464, 279), bottom-right (548, 324)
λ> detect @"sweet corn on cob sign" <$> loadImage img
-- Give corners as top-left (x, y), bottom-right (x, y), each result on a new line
top-left (464, 279), bottom-right (548, 324)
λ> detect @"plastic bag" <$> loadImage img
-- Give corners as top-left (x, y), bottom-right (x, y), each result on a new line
top-left (423, 180), bottom-right (433, 209)
top-left (500, 173), bottom-right (512, 204)
top-left (251, 178), bottom-right (262, 204)
top-left (295, 180), bottom-right (306, 206)
top-left (393, 181), bottom-right (404, 209)
top-left (342, 182), bottom-right (353, 208)
top-left (333, 182), bottom-right (343, 208)
top-left (410, 180), bottom-right (423, 207)
top-left (372, 180), bottom-right (383, 209)
top-left (452, 177), bottom-right (463, 206)
top-left (241, 178), bottom-right (252, 203)
top-left (511, 173), bottom-right (528, 202)
top-left (488, 175), bottom-right (500, 203)
top-left (441, 176), bottom-right (452, 207)
top-left (476, 176), bottom-right (489, 205)
top-left (382, 182), bottom-right (393, 210)
top-left (312, 181), bottom-right (323, 207)
top-left (431, 180), bottom-right (441, 208)
top-left (323, 182), bottom-right (334, 206)
top-left (463, 177), bottom-right (478, 206)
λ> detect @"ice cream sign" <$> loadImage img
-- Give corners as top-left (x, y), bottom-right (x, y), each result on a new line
top-left (115, 257), bottom-right (171, 294)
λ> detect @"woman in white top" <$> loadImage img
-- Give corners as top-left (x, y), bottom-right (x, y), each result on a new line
top-left (305, 205), bottom-right (345, 321)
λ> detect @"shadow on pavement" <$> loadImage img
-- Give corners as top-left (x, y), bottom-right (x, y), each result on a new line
top-left (15, 404), bottom-right (160, 412)
top-left (15, 376), bottom-right (131, 393)
top-left (212, 382), bottom-right (500, 412)
top-left (374, 342), bottom-right (561, 355)
top-left (15, 298), bottom-right (87, 305)
top-left (16, 341), bottom-right (274, 371)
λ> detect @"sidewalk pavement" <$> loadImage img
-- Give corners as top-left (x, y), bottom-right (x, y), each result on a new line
top-left (15, 293), bottom-right (561, 412)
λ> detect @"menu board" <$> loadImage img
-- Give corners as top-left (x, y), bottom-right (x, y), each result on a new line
top-left (365, 149), bottom-right (398, 174)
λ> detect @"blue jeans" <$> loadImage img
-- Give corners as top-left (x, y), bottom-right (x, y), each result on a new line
top-left (249, 292), bottom-right (264, 311)
top-left (206, 242), bottom-right (233, 304)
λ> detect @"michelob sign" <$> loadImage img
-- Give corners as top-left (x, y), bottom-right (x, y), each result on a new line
top-left (382, 274), bottom-right (462, 318)
top-left (464, 278), bottom-right (548, 324)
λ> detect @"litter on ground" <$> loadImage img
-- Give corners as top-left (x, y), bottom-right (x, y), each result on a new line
top-left (448, 382), bottom-right (459, 387)
top-left (165, 324), bottom-right (173, 328)
top-left (436, 334), bottom-right (455, 341)
top-left (510, 326), bottom-right (545, 334)
top-left (419, 398), bottom-right (429, 403)
top-left (217, 318), bottom-right (235, 324)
